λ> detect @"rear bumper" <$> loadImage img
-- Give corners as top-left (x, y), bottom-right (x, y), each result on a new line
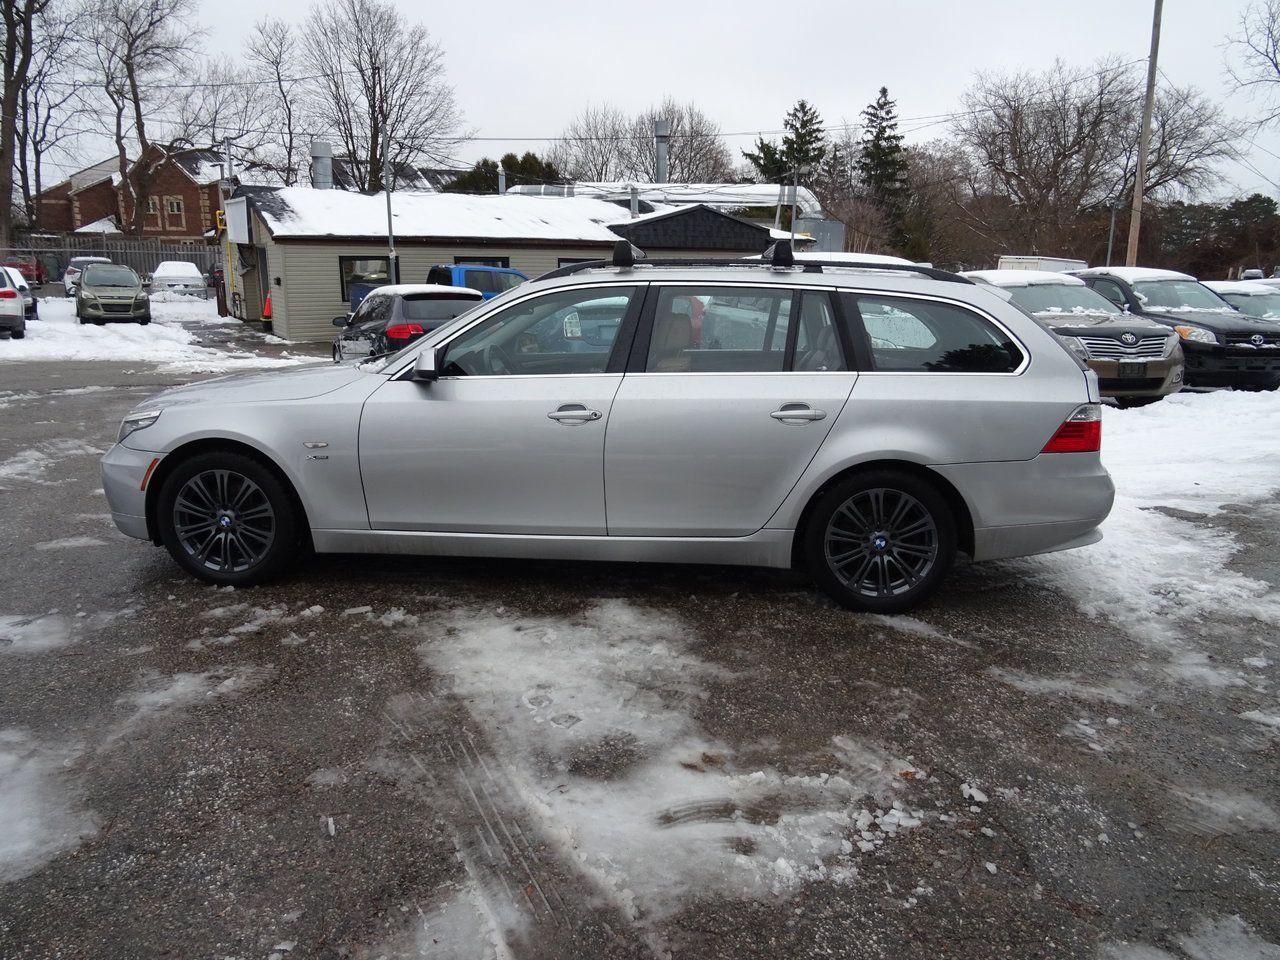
top-left (0, 313), bottom-right (24, 333)
top-left (932, 453), bottom-right (1114, 561)
top-left (101, 443), bottom-right (159, 541)
top-left (1182, 344), bottom-right (1280, 387)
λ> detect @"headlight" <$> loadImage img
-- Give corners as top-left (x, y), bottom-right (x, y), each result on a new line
top-left (1067, 336), bottom-right (1090, 359)
top-left (118, 410), bottom-right (161, 443)
top-left (1174, 324), bottom-right (1217, 344)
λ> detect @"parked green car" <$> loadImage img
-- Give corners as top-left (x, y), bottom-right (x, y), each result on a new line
top-left (76, 263), bottom-right (151, 325)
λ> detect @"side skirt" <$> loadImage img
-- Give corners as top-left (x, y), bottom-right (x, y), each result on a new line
top-left (310, 527), bottom-right (795, 569)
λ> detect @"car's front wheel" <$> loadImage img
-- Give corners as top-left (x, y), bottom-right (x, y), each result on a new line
top-left (804, 469), bottom-right (956, 614)
top-left (156, 451), bottom-right (301, 586)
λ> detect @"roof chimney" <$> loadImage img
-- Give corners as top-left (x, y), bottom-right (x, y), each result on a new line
top-left (310, 141), bottom-right (333, 190)
top-left (654, 119), bottom-right (671, 184)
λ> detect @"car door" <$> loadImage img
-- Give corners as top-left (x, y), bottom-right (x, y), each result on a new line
top-left (605, 284), bottom-right (857, 537)
top-left (340, 295), bottom-right (387, 358)
top-left (359, 284), bottom-right (643, 534)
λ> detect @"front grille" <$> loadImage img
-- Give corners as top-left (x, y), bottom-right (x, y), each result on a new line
top-left (1078, 335), bottom-right (1168, 359)
top-left (100, 302), bottom-right (133, 313)
top-left (1225, 334), bottom-right (1280, 348)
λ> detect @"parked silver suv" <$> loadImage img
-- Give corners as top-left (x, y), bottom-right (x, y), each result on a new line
top-left (100, 243), bottom-right (1114, 612)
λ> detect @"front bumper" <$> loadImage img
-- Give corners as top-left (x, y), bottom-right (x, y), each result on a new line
top-left (1182, 343), bottom-right (1280, 387)
top-left (1087, 354), bottom-right (1183, 398)
top-left (101, 443), bottom-right (160, 540)
top-left (80, 298), bottom-right (151, 321)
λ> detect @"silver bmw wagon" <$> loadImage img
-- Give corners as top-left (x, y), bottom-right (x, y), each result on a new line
top-left (101, 242), bottom-right (1114, 613)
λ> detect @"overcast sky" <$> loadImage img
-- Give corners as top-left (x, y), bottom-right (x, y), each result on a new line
top-left (192, 0), bottom-right (1280, 196)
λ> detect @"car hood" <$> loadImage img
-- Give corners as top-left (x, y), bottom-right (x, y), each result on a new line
top-left (1140, 308), bottom-right (1280, 334)
top-left (134, 361), bottom-right (370, 411)
top-left (1034, 311), bottom-right (1170, 336)
top-left (82, 284), bottom-right (143, 297)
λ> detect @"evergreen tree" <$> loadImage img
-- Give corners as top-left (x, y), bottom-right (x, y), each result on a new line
top-left (856, 87), bottom-right (911, 245)
top-left (742, 99), bottom-right (827, 183)
top-left (444, 152), bottom-right (563, 193)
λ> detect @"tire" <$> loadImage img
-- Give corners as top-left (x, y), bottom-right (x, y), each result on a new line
top-left (156, 451), bottom-right (301, 586)
top-left (1114, 396), bottom-right (1162, 408)
top-left (804, 469), bottom-right (957, 614)
top-left (332, 342), bottom-right (341, 363)
top-left (11, 330), bottom-right (24, 340)
top-left (138, 317), bottom-right (150, 325)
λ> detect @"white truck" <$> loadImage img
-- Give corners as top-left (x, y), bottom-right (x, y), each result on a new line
top-left (996, 255), bottom-right (1087, 273)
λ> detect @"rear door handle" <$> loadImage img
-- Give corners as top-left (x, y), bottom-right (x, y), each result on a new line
top-left (770, 403), bottom-right (827, 423)
top-left (548, 404), bottom-right (602, 423)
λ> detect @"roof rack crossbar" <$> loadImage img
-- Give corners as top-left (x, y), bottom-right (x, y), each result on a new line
top-left (537, 258), bottom-right (973, 284)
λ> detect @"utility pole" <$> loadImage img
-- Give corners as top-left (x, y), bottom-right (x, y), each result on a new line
top-left (382, 130), bottom-right (398, 284)
top-left (1125, 0), bottom-right (1163, 267)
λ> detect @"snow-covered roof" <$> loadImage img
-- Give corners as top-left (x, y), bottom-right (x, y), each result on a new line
top-left (1074, 266), bottom-right (1195, 282)
top-left (364, 283), bottom-right (483, 299)
top-left (253, 188), bottom-right (633, 243)
top-left (1202, 280), bottom-right (1279, 296)
top-left (74, 216), bottom-right (121, 234)
top-left (508, 182), bottom-right (825, 218)
top-left (798, 251), bottom-right (915, 265)
top-left (963, 269), bottom-right (1085, 287)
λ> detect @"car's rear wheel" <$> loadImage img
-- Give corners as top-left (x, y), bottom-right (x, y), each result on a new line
top-left (156, 451), bottom-right (300, 586)
top-left (805, 469), bottom-right (956, 614)
top-left (11, 330), bottom-right (23, 340)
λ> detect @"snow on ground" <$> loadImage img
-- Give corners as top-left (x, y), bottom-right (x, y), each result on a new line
top-left (0, 729), bottom-right (97, 883)
top-left (416, 600), bottom-right (925, 923)
top-left (1011, 390), bottom-right (1280, 647)
top-left (0, 296), bottom-right (305, 373)
top-left (0, 614), bottom-right (74, 654)
top-left (1101, 914), bottom-right (1280, 960)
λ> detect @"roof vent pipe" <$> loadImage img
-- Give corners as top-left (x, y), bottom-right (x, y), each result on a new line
top-left (497, 168), bottom-right (507, 195)
top-left (654, 119), bottom-right (671, 184)
top-left (310, 141), bottom-right (333, 190)
top-left (630, 185), bottom-right (639, 218)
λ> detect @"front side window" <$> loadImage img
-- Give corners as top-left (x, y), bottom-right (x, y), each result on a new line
top-left (492, 271), bottom-right (524, 292)
top-left (847, 294), bottom-right (1023, 373)
top-left (339, 256), bottom-right (391, 300)
top-left (464, 270), bottom-right (498, 294)
top-left (1089, 279), bottom-right (1127, 307)
top-left (442, 286), bottom-right (636, 376)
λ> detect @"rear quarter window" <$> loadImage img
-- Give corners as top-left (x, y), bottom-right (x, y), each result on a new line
top-left (843, 293), bottom-right (1024, 373)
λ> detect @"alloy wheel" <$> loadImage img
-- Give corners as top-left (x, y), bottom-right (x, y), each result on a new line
top-left (823, 487), bottom-right (939, 598)
top-left (172, 469), bottom-right (276, 573)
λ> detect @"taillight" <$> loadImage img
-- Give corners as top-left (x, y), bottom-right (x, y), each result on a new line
top-left (385, 323), bottom-right (425, 340)
top-left (1042, 404), bottom-right (1102, 453)
top-left (0, 289), bottom-right (15, 299)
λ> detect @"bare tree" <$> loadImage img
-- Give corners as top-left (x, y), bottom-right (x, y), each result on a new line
top-left (246, 17), bottom-right (303, 185)
top-left (1226, 1), bottom-right (1280, 124)
top-left (15, 0), bottom-right (87, 227)
top-left (954, 58), bottom-right (1237, 254)
top-left (546, 104), bottom-right (629, 182)
top-left (301, 0), bottom-right (463, 192)
top-left (174, 60), bottom-right (273, 160)
top-left (77, 0), bottom-right (202, 232)
top-left (616, 98), bottom-right (735, 182)
top-left (2, 0), bottom-right (56, 243)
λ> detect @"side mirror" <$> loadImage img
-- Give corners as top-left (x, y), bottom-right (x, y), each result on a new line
top-left (143, 278), bottom-right (152, 288)
top-left (413, 346), bottom-right (443, 382)
top-left (332, 315), bottom-right (350, 327)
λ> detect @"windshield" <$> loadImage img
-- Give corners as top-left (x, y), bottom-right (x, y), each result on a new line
top-left (1218, 292), bottom-right (1280, 318)
top-left (82, 264), bottom-right (138, 287)
top-left (401, 295), bottom-right (484, 322)
top-left (1133, 279), bottom-right (1232, 312)
top-left (1006, 283), bottom-right (1120, 316)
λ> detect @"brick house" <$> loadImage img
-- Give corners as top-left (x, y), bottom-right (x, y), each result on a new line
top-left (33, 147), bottom-right (264, 241)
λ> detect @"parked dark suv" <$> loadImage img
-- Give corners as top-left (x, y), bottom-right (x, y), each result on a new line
top-left (332, 284), bottom-right (484, 362)
top-left (1074, 267), bottom-right (1280, 389)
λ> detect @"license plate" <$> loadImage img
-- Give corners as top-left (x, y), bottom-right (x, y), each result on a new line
top-left (1118, 360), bottom-right (1146, 378)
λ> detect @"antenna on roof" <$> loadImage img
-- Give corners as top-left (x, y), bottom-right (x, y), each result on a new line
top-left (612, 239), bottom-right (645, 268)
top-left (761, 239), bottom-right (795, 268)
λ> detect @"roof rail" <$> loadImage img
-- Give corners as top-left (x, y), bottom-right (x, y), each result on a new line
top-left (535, 246), bottom-right (974, 285)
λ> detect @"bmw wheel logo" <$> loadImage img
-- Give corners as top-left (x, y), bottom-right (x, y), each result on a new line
top-left (1120, 332), bottom-right (1137, 345)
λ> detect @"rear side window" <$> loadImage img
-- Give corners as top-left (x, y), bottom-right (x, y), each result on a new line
top-left (645, 287), bottom-right (845, 372)
top-left (845, 294), bottom-right (1023, 373)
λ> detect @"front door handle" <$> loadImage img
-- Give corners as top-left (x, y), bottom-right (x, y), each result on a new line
top-left (770, 403), bottom-right (827, 423)
top-left (548, 404), bottom-right (602, 423)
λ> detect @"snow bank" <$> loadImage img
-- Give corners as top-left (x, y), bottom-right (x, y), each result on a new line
top-left (0, 297), bottom-right (305, 372)
top-left (1010, 390), bottom-right (1280, 645)
top-left (0, 729), bottom-right (97, 883)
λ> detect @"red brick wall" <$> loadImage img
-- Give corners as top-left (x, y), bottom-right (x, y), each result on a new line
top-left (71, 180), bottom-right (120, 230)
top-left (37, 182), bottom-right (74, 232)
top-left (118, 156), bottom-right (216, 240)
